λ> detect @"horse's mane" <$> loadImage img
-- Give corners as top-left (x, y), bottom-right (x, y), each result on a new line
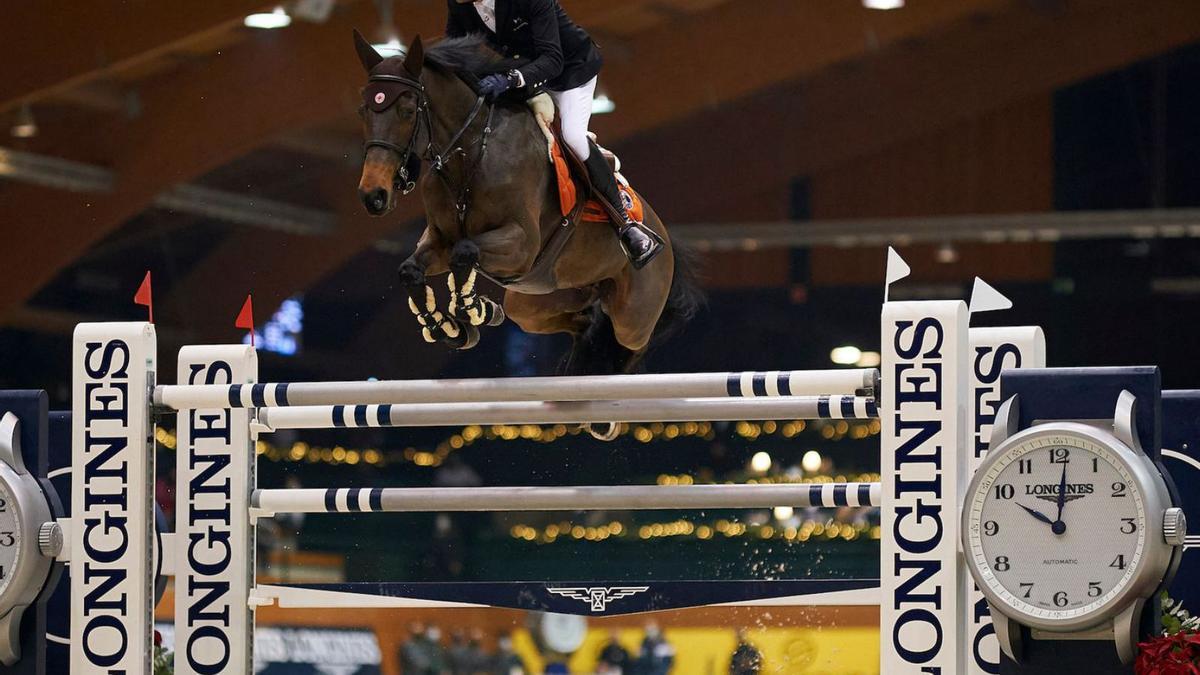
top-left (424, 34), bottom-right (522, 78)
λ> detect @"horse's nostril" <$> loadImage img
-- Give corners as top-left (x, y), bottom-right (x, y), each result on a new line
top-left (361, 188), bottom-right (389, 214)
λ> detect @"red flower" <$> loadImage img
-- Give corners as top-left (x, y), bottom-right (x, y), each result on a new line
top-left (1136, 631), bottom-right (1200, 674)
top-left (154, 630), bottom-right (162, 648)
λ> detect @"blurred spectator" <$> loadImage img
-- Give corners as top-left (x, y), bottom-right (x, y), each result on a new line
top-left (633, 622), bottom-right (674, 675)
top-left (448, 628), bottom-right (489, 674)
top-left (490, 632), bottom-right (527, 674)
top-left (415, 513), bottom-right (466, 580)
top-left (400, 623), bottom-right (447, 675)
top-left (597, 629), bottom-right (631, 673)
top-left (729, 629), bottom-right (762, 675)
top-left (434, 454), bottom-right (483, 488)
top-left (155, 466), bottom-right (176, 522)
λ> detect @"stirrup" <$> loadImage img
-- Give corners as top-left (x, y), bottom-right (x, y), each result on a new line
top-left (618, 221), bottom-right (665, 270)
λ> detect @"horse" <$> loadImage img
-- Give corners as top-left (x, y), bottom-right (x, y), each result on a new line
top-left (353, 31), bottom-right (700, 381)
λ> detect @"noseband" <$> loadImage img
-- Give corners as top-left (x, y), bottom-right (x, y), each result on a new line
top-left (363, 72), bottom-right (493, 204)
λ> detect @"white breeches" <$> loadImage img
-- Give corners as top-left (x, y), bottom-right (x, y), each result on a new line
top-left (549, 76), bottom-right (597, 161)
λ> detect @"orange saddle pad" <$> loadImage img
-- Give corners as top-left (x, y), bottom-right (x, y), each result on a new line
top-left (550, 139), bottom-right (644, 224)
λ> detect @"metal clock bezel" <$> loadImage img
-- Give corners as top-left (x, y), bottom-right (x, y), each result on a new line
top-left (962, 421), bottom-right (1174, 635)
top-left (0, 412), bottom-right (56, 667)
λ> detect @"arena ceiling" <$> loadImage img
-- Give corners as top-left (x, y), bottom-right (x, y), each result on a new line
top-left (1, 0), bottom-right (1198, 354)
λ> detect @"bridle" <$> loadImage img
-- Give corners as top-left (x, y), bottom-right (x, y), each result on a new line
top-left (362, 71), bottom-right (496, 231)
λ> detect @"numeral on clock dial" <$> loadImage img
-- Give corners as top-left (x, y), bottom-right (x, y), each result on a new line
top-left (1049, 447), bottom-right (1070, 464)
top-left (0, 498), bottom-right (6, 511)
top-left (1054, 591), bottom-right (1069, 607)
top-left (1019, 583), bottom-right (1033, 599)
top-left (1018, 458), bottom-right (1032, 474)
top-left (0, 532), bottom-right (12, 547)
top-left (1110, 554), bottom-right (1126, 570)
top-left (1088, 582), bottom-right (1102, 597)
top-left (1120, 518), bottom-right (1136, 534)
top-left (994, 484), bottom-right (1014, 499)
top-left (0, 565), bottom-right (4, 579)
top-left (1111, 482), bottom-right (1127, 497)
top-left (995, 555), bottom-right (1011, 572)
top-left (983, 520), bottom-right (999, 536)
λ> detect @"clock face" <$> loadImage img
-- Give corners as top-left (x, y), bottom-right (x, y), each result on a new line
top-left (0, 481), bottom-right (19, 600)
top-left (965, 430), bottom-right (1147, 624)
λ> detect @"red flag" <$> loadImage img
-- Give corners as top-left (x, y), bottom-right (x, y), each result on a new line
top-left (235, 294), bottom-right (255, 347)
top-left (133, 271), bottom-right (153, 323)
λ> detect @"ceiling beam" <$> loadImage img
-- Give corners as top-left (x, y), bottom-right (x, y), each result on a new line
top-left (0, 1), bottom-right (446, 324)
top-left (616, 0), bottom-right (1200, 221)
top-left (0, 1), bottom-right (274, 112)
top-left (591, 0), bottom-right (1011, 140)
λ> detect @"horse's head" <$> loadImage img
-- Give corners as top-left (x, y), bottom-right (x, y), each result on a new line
top-left (355, 30), bottom-right (426, 216)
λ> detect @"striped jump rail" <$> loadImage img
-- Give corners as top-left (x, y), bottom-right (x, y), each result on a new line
top-left (250, 483), bottom-right (882, 514)
top-left (154, 368), bottom-right (879, 410)
top-left (250, 395), bottom-right (879, 431)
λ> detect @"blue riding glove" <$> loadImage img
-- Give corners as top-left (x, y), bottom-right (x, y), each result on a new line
top-left (478, 72), bottom-right (518, 99)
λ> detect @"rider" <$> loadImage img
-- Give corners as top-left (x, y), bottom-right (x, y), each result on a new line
top-left (445, 0), bottom-right (664, 269)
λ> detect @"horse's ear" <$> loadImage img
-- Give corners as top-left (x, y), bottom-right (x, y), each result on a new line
top-left (403, 35), bottom-right (424, 77)
top-left (353, 29), bottom-right (384, 72)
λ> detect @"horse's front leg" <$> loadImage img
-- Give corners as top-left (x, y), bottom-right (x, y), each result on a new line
top-left (399, 228), bottom-right (478, 350)
top-left (448, 239), bottom-right (506, 328)
top-left (447, 223), bottom-right (529, 327)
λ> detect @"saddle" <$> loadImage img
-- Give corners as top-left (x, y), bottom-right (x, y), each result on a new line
top-left (476, 94), bottom-right (644, 296)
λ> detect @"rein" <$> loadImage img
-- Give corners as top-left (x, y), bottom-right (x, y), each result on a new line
top-left (363, 72), bottom-right (496, 236)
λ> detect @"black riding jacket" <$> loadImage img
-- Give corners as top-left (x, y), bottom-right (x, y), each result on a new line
top-left (445, 0), bottom-right (602, 91)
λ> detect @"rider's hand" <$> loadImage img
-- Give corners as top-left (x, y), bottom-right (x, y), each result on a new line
top-left (478, 72), bottom-right (517, 99)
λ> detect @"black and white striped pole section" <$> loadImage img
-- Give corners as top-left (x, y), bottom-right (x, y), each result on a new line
top-left (154, 368), bottom-right (878, 410)
top-left (250, 396), bottom-right (878, 432)
top-left (251, 483), bottom-right (881, 515)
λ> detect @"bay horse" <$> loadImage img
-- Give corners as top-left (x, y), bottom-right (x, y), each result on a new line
top-left (354, 31), bottom-right (700, 380)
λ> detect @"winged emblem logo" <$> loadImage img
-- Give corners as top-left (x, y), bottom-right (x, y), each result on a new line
top-left (547, 586), bottom-right (650, 612)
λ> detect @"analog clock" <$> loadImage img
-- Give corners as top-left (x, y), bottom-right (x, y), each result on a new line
top-left (962, 393), bottom-right (1186, 664)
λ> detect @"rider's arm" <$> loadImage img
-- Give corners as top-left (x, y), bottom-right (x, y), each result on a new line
top-left (514, 0), bottom-right (564, 90)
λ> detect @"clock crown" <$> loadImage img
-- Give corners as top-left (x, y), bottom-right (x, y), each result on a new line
top-left (38, 521), bottom-right (62, 558)
top-left (1163, 508), bottom-right (1187, 547)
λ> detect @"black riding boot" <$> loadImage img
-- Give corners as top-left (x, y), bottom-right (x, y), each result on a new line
top-left (583, 144), bottom-right (664, 270)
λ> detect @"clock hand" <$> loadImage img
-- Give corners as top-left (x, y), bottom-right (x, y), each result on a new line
top-left (1055, 462), bottom-right (1068, 521)
top-left (1051, 463), bottom-right (1068, 535)
top-left (1017, 503), bottom-right (1054, 527)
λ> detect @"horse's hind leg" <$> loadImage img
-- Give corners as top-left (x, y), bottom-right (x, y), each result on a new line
top-left (398, 229), bottom-right (478, 350)
top-left (448, 239), bottom-right (506, 328)
top-left (601, 244), bottom-right (675, 368)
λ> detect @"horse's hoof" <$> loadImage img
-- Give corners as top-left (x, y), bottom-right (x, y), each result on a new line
top-left (585, 422), bottom-right (621, 442)
top-left (455, 324), bottom-right (481, 350)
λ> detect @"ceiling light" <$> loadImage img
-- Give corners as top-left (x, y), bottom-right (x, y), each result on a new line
top-left (801, 450), bottom-right (823, 474)
top-left (592, 94), bottom-right (616, 115)
top-left (830, 345), bottom-right (862, 365)
top-left (750, 451), bottom-right (772, 474)
top-left (371, 37), bottom-right (406, 57)
top-left (244, 7), bottom-right (292, 29)
top-left (10, 104), bottom-right (37, 138)
top-left (773, 506), bottom-right (794, 521)
top-left (863, 0), bottom-right (905, 9)
top-left (855, 351), bottom-right (882, 368)
top-left (936, 242), bottom-right (959, 264)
